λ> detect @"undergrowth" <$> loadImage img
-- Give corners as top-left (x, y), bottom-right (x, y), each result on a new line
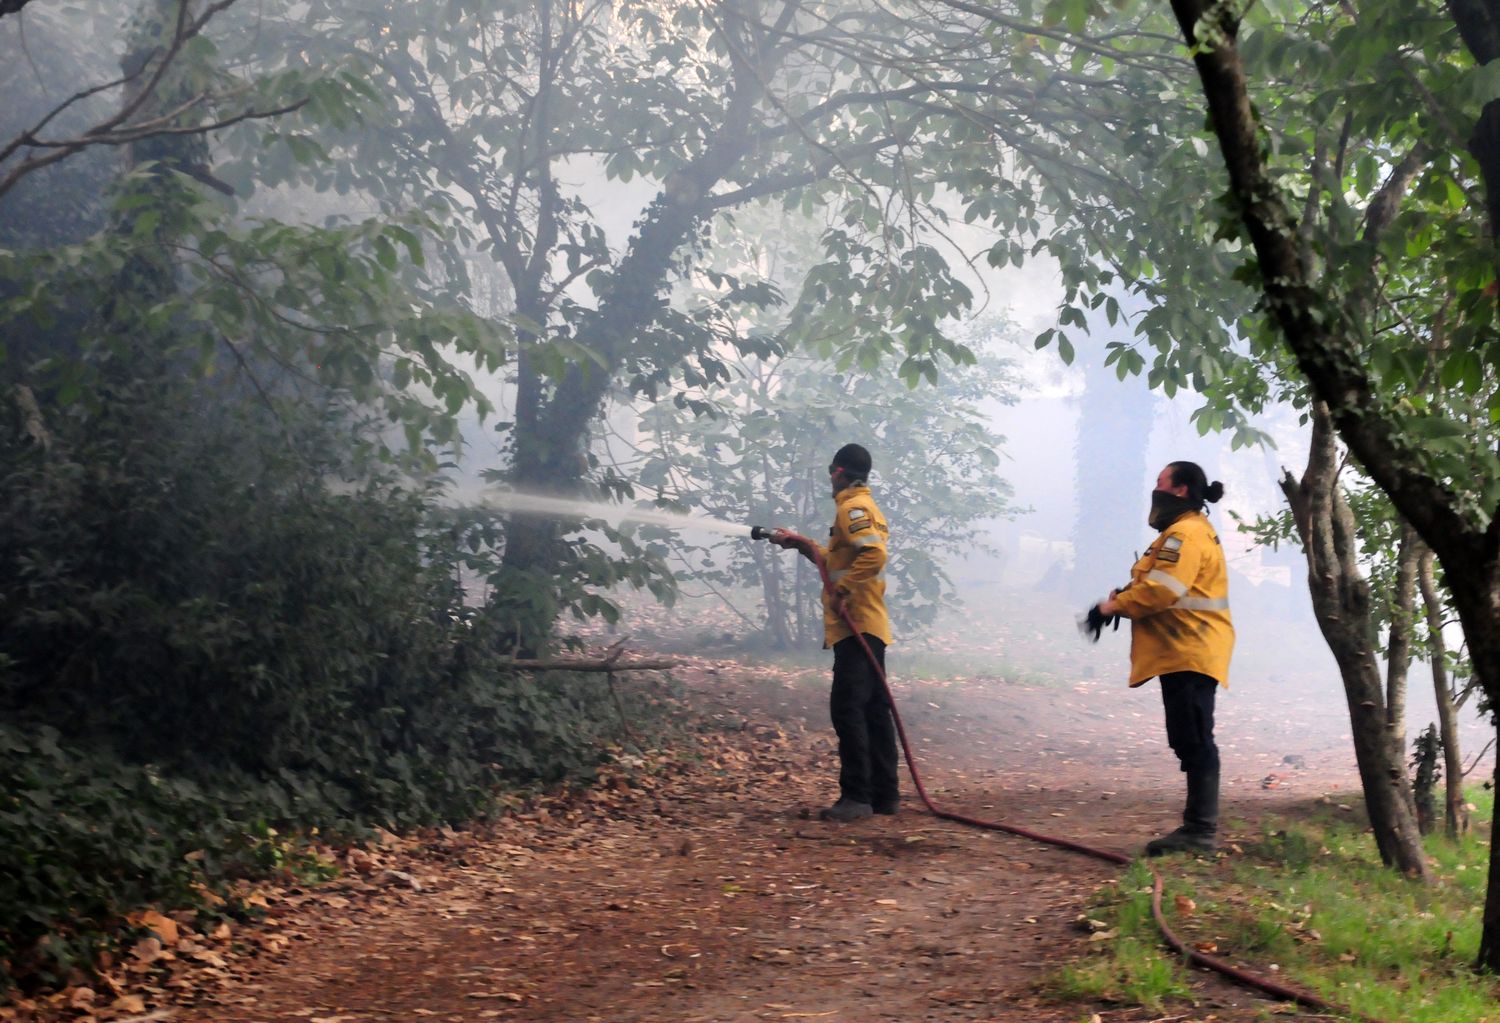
top-left (0, 388), bottom-right (666, 993)
top-left (1043, 860), bottom-right (1192, 1011)
top-left (1053, 787), bottom-right (1500, 1022)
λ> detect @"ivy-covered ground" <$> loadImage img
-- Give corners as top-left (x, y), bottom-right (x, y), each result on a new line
top-left (6, 585), bottom-right (1445, 1023)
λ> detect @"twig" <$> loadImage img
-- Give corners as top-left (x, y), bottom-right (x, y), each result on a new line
top-left (0, 0), bottom-right (308, 201)
top-left (497, 640), bottom-right (681, 673)
top-left (604, 670), bottom-right (640, 743)
top-left (1462, 737), bottom-right (1496, 778)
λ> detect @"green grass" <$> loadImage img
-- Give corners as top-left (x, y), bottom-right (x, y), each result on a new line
top-left (1046, 787), bottom-right (1500, 1022)
top-left (1131, 786), bottom-right (1496, 1022)
top-left (1044, 861), bottom-right (1193, 1010)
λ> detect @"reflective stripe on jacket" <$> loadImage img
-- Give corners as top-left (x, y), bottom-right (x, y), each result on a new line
top-left (819, 482), bottom-right (892, 647)
top-left (1113, 510), bottom-right (1234, 688)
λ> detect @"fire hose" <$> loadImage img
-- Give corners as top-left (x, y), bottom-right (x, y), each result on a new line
top-left (755, 527), bottom-right (1381, 1022)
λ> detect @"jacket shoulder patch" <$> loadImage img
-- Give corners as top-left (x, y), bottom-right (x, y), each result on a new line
top-left (848, 517), bottom-right (874, 534)
top-left (1155, 535), bottom-right (1183, 564)
top-left (848, 507), bottom-right (867, 519)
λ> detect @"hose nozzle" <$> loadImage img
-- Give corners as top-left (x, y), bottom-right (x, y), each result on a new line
top-left (750, 525), bottom-right (772, 541)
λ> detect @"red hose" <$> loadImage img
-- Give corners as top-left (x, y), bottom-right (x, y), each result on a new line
top-left (782, 532), bottom-right (1381, 1022)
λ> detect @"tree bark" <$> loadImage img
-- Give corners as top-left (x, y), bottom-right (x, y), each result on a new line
top-left (1416, 545), bottom-right (1470, 838)
top-left (758, 541), bottom-right (793, 649)
top-left (1387, 524), bottom-right (1417, 754)
top-left (1279, 404), bottom-right (1429, 877)
top-left (498, 3), bottom-right (772, 627)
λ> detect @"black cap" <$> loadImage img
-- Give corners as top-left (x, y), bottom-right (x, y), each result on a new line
top-left (832, 443), bottom-right (872, 478)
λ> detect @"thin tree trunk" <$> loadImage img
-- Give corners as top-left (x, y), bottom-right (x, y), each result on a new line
top-left (1280, 404), bottom-right (1429, 878)
top-left (758, 543), bottom-right (792, 649)
top-left (1387, 524), bottom-right (1417, 740)
top-left (1417, 544), bottom-right (1470, 837)
top-left (1387, 523), bottom-right (1420, 826)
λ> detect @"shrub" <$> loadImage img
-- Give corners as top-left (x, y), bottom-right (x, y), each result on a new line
top-left (0, 366), bottom-right (635, 989)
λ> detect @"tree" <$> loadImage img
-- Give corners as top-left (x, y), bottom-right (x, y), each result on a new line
top-left (228, 0), bottom-right (1265, 648)
top-left (0, 1), bottom-right (636, 979)
top-left (0, 0), bottom-right (303, 201)
top-left (628, 328), bottom-right (1020, 647)
top-left (1277, 406), bottom-right (1426, 875)
top-left (1165, 0), bottom-right (1500, 969)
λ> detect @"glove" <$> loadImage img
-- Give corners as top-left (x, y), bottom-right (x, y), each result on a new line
top-left (767, 528), bottom-right (806, 552)
top-left (1078, 603), bottom-right (1121, 642)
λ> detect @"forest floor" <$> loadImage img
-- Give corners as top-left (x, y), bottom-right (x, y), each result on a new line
top-left (12, 587), bottom-right (1479, 1023)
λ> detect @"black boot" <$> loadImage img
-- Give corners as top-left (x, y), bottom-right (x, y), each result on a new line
top-left (820, 797), bottom-right (873, 822)
top-left (1146, 768), bottom-right (1219, 856)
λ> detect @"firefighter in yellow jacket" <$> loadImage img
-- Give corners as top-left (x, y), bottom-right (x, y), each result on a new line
top-left (768, 444), bottom-right (897, 822)
top-left (1094, 461), bottom-right (1234, 855)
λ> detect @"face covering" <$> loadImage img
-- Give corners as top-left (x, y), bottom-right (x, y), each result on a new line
top-left (1148, 489), bottom-right (1199, 531)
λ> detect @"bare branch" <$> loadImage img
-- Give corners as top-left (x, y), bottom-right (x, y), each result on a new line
top-left (0, 0), bottom-right (279, 200)
top-left (0, 98), bottom-right (306, 200)
top-left (499, 657), bottom-right (681, 672)
top-left (1462, 737), bottom-right (1496, 778)
top-left (498, 638), bottom-right (679, 672)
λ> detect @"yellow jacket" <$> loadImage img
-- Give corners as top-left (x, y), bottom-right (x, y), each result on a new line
top-left (818, 482), bottom-right (892, 647)
top-left (1113, 510), bottom-right (1234, 688)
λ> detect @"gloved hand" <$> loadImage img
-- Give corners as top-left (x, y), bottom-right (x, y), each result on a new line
top-left (1078, 602), bottom-right (1121, 642)
top-left (767, 528), bottom-right (808, 552)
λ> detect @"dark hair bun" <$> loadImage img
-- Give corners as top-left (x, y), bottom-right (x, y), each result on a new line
top-left (1204, 481), bottom-right (1225, 503)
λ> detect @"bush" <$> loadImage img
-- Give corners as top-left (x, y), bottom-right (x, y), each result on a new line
top-left (0, 366), bottom-right (636, 989)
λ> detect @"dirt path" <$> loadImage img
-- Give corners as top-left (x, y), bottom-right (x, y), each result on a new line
top-left (119, 660), bottom-right (1375, 1023)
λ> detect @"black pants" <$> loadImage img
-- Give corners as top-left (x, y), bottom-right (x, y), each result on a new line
top-left (831, 635), bottom-right (899, 806)
top-left (1159, 671), bottom-right (1220, 773)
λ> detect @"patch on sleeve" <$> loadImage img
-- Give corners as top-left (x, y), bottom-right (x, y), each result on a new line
top-left (848, 507), bottom-right (867, 519)
top-left (1156, 535), bottom-right (1184, 564)
top-left (848, 517), bottom-right (874, 534)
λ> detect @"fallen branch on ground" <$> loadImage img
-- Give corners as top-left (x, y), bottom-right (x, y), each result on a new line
top-left (498, 636), bottom-right (680, 672)
top-left (499, 657), bottom-right (681, 672)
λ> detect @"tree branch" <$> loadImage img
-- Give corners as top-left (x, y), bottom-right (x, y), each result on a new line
top-left (0, 0), bottom-right (297, 201)
top-left (1168, 0), bottom-right (1488, 572)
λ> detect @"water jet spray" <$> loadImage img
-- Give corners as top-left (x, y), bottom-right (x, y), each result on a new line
top-left (484, 489), bottom-right (758, 538)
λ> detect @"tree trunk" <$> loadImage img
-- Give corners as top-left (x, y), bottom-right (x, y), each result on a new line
top-left (1387, 524), bottom-right (1417, 741)
top-left (1416, 544), bottom-right (1470, 837)
top-left (1448, 571), bottom-right (1500, 969)
top-left (758, 543), bottom-right (793, 649)
top-left (1165, 0), bottom-right (1500, 950)
top-left (1280, 404), bottom-right (1429, 878)
top-left (1411, 723), bottom-right (1440, 835)
top-left (497, 18), bottom-right (769, 643)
